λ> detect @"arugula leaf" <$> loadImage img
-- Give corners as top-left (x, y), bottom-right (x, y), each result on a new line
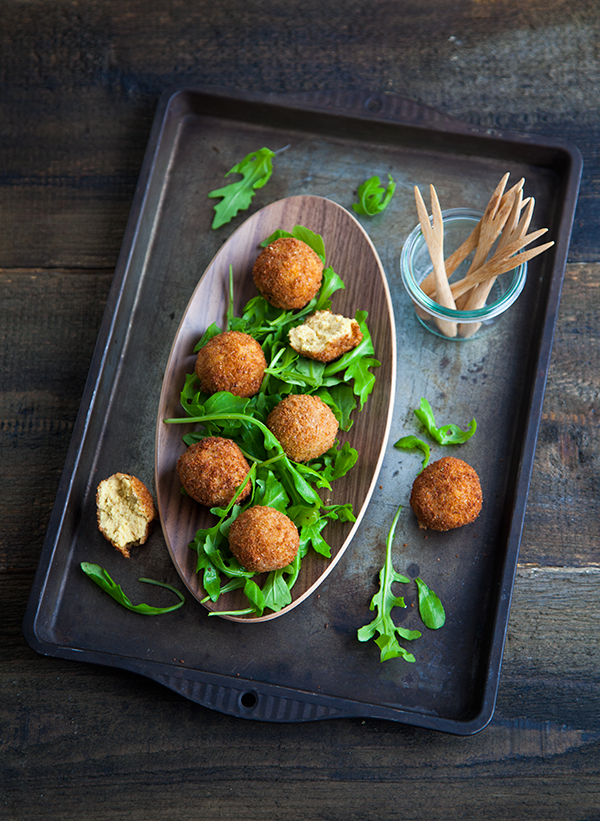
top-left (208, 147), bottom-right (275, 229)
top-left (414, 397), bottom-right (476, 445)
top-left (415, 577), bottom-right (446, 629)
top-left (394, 434), bottom-right (430, 472)
top-left (260, 225), bottom-right (326, 263)
top-left (80, 563), bottom-right (185, 615)
top-left (323, 311), bottom-right (380, 410)
top-left (311, 441), bottom-right (358, 484)
top-left (357, 505), bottom-right (421, 662)
top-left (352, 174), bottom-right (396, 216)
top-left (262, 566), bottom-right (294, 612)
top-left (193, 322), bottom-right (222, 353)
top-left (317, 384), bottom-right (357, 431)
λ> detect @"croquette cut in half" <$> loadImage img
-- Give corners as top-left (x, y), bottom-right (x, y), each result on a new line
top-left (252, 237), bottom-right (324, 309)
top-left (288, 310), bottom-right (363, 363)
top-left (410, 456), bottom-right (482, 532)
top-left (267, 394), bottom-right (339, 462)
top-left (195, 330), bottom-right (267, 398)
top-left (96, 473), bottom-right (157, 558)
top-left (177, 437), bottom-right (252, 508)
top-left (228, 505), bottom-right (299, 573)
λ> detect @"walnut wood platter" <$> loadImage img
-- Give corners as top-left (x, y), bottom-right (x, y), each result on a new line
top-left (155, 195), bottom-right (396, 622)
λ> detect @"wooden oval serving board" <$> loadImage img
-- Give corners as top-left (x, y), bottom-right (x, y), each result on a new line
top-left (155, 195), bottom-right (396, 622)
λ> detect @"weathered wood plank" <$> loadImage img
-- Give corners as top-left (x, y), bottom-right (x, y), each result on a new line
top-left (0, 270), bottom-right (112, 567)
top-left (520, 263), bottom-right (600, 566)
top-left (2, 0), bottom-right (600, 817)
top-left (0, 0), bottom-right (598, 267)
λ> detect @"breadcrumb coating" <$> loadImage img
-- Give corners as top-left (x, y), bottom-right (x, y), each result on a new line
top-left (195, 331), bottom-right (266, 397)
top-left (267, 394), bottom-right (338, 462)
top-left (410, 456), bottom-right (482, 531)
top-left (252, 237), bottom-right (323, 309)
top-left (228, 505), bottom-right (299, 573)
top-left (288, 310), bottom-right (363, 362)
top-left (96, 473), bottom-right (157, 557)
top-left (177, 437), bottom-right (252, 508)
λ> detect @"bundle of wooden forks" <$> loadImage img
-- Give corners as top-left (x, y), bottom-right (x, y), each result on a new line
top-left (414, 173), bottom-right (554, 338)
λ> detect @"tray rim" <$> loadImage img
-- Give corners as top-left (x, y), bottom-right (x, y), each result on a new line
top-left (23, 83), bottom-right (583, 736)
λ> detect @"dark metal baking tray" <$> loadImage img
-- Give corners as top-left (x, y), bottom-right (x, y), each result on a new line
top-left (23, 85), bottom-right (582, 735)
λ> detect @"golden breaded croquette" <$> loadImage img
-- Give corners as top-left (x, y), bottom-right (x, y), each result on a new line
top-left (96, 473), bottom-right (157, 558)
top-left (410, 456), bottom-right (482, 531)
top-left (195, 330), bottom-right (266, 397)
top-left (267, 394), bottom-right (338, 462)
top-left (288, 310), bottom-right (363, 363)
top-left (177, 437), bottom-right (251, 508)
top-left (252, 237), bottom-right (323, 309)
top-left (228, 505), bottom-right (299, 573)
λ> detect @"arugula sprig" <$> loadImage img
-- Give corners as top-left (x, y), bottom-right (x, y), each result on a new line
top-left (414, 397), bottom-right (476, 445)
top-left (393, 398), bottom-right (476, 473)
top-left (357, 505), bottom-right (421, 662)
top-left (394, 435), bottom-right (430, 472)
top-left (208, 147), bottom-right (275, 230)
top-left (357, 506), bottom-right (447, 663)
top-left (81, 563), bottom-right (185, 615)
top-left (352, 174), bottom-right (396, 216)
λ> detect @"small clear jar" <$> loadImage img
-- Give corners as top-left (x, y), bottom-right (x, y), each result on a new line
top-left (400, 208), bottom-right (528, 340)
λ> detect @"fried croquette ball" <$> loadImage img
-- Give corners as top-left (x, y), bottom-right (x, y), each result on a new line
top-left (96, 473), bottom-right (157, 558)
top-left (252, 237), bottom-right (324, 309)
top-left (228, 505), bottom-right (299, 573)
top-left (288, 310), bottom-right (363, 363)
top-left (177, 437), bottom-right (251, 508)
top-left (267, 394), bottom-right (338, 462)
top-left (195, 331), bottom-right (266, 397)
top-left (410, 456), bottom-right (482, 532)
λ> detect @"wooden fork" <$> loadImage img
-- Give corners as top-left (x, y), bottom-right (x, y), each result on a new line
top-left (414, 184), bottom-right (457, 337)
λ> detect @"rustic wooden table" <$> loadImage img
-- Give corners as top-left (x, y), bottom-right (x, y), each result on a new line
top-left (2, 2), bottom-right (599, 818)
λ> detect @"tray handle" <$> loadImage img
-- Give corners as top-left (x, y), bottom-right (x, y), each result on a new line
top-left (145, 666), bottom-right (353, 722)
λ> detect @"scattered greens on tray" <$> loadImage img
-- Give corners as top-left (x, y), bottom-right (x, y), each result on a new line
top-left (352, 174), bottom-right (396, 216)
top-left (165, 225), bottom-right (380, 617)
top-left (357, 504), bottom-right (422, 662)
top-left (81, 563), bottom-right (185, 615)
top-left (413, 397), bottom-right (476, 445)
top-left (394, 434), bottom-right (431, 473)
top-left (415, 577), bottom-right (445, 630)
top-left (356, 504), bottom-right (446, 663)
top-left (359, 398), bottom-right (477, 663)
top-left (393, 398), bottom-right (477, 472)
top-left (208, 147), bottom-right (276, 230)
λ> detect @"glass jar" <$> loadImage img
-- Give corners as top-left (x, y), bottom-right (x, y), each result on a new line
top-left (400, 207), bottom-right (528, 340)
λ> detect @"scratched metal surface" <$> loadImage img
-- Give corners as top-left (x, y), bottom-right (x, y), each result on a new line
top-left (24, 87), bottom-right (579, 733)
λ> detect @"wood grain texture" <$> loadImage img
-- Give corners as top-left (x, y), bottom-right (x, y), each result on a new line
top-left (3, 0), bottom-right (600, 816)
top-left (0, 0), bottom-right (598, 265)
top-left (156, 196), bottom-right (394, 620)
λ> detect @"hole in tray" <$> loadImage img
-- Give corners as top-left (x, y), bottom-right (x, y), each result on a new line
top-left (240, 690), bottom-right (258, 709)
